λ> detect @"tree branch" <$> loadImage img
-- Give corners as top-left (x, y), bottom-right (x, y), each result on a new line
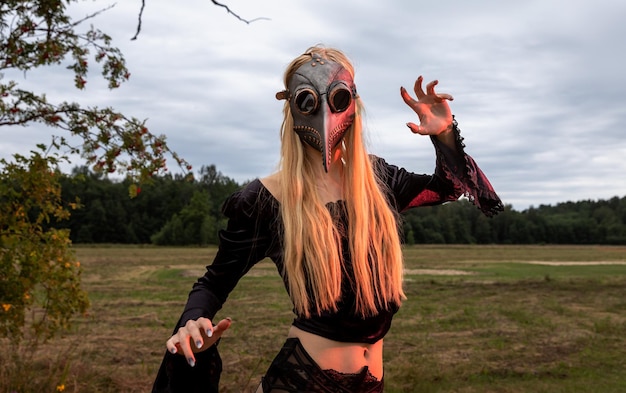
top-left (130, 0), bottom-right (270, 40)
top-left (130, 0), bottom-right (145, 41)
top-left (210, 0), bottom-right (270, 24)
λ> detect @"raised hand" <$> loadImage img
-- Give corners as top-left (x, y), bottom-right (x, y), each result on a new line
top-left (400, 76), bottom-right (454, 136)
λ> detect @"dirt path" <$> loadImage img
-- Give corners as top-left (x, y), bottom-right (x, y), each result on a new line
top-left (404, 261), bottom-right (626, 275)
top-left (524, 261), bottom-right (626, 266)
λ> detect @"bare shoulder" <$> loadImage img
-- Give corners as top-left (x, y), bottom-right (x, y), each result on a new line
top-left (260, 172), bottom-right (281, 203)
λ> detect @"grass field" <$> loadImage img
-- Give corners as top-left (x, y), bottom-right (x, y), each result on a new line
top-left (2, 245), bottom-right (625, 392)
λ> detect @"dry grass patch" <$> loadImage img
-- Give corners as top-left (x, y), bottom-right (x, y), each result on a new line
top-left (2, 245), bottom-right (625, 392)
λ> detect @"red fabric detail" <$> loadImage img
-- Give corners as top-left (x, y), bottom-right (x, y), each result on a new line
top-left (405, 189), bottom-right (442, 210)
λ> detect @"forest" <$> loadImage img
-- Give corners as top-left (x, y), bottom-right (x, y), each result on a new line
top-left (54, 165), bottom-right (626, 246)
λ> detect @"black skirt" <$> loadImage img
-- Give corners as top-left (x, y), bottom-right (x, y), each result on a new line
top-left (261, 338), bottom-right (383, 393)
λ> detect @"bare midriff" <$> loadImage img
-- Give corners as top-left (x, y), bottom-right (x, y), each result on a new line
top-left (287, 325), bottom-right (384, 380)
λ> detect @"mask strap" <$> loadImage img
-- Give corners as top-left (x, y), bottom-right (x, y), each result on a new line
top-left (276, 90), bottom-right (289, 100)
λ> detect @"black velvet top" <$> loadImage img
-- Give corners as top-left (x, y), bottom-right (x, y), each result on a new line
top-left (177, 132), bottom-right (503, 343)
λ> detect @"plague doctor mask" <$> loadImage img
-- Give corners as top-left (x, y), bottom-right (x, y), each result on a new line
top-left (277, 55), bottom-right (358, 172)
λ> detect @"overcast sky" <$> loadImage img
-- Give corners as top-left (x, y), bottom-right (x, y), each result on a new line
top-left (2, 0), bottom-right (625, 211)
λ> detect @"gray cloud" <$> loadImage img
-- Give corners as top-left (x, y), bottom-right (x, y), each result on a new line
top-left (2, 0), bottom-right (625, 211)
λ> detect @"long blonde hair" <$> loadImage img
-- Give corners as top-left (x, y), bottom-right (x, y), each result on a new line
top-left (278, 46), bottom-right (405, 318)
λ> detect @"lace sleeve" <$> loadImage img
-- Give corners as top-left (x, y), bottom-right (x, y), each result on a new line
top-left (376, 116), bottom-right (503, 217)
top-left (430, 116), bottom-right (504, 217)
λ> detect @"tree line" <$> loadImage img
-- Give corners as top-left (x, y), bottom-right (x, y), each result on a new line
top-left (55, 164), bottom-right (239, 245)
top-left (53, 165), bottom-right (626, 246)
top-left (402, 196), bottom-right (626, 245)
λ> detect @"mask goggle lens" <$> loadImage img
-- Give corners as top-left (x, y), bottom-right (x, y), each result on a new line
top-left (295, 89), bottom-right (318, 115)
top-left (294, 86), bottom-right (353, 115)
top-left (329, 87), bottom-right (352, 113)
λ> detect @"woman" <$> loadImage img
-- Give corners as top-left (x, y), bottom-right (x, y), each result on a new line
top-left (152, 46), bottom-right (503, 393)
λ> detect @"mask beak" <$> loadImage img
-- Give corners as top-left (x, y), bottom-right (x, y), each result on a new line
top-left (321, 108), bottom-right (333, 173)
top-left (294, 103), bottom-right (352, 173)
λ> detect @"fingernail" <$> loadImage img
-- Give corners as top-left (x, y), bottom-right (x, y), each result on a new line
top-left (196, 340), bottom-right (203, 348)
top-left (226, 317), bottom-right (232, 322)
top-left (207, 329), bottom-right (213, 338)
top-left (187, 358), bottom-right (195, 367)
top-left (169, 347), bottom-right (177, 354)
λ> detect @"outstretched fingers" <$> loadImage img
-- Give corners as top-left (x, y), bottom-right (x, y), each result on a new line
top-left (406, 121), bottom-right (425, 135)
top-left (425, 79), bottom-right (438, 96)
top-left (414, 75), bottom-right (426, 99)
top-left (426, 79), bottom-right (454, 102)
top-left (401, 81), bottom-right (425, 135)
top-left (403, 76), bottom-right (453, 106)
top-left (400, 86), bottom-right (416, 108)
top-left (401, 75), bottom-right (455, 136)
top-left (213, 317), bottom-right (232, 339)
